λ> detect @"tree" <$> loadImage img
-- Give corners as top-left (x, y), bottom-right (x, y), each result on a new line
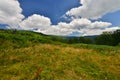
top-left (95, 29), bottom-right (120, 46)
top-left (113, 29), bottom-right (120, 45)
top-left (79, 37), bottom-right (93, 44)
top-left (95, 31), bottom-right (114, 45)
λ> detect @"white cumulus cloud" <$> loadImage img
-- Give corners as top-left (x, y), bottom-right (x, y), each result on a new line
top-left (82, 26), bottom-right (120, 36)
top-left (0, 0), bottom-right (24, 28)
top-left (20, 14), bottom-right (51, 31)
top-left (66, 0), bottom-right (120, 19)
top-left (39, 18), bottom-right (112, 36)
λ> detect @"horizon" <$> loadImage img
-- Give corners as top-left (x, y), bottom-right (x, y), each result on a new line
top-left (0, 0), bottom-right (120, 36)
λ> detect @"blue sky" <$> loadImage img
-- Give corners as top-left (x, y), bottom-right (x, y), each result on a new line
top-left (0, 0), bottom-right (120, 36)
top-left (101, 10), bottom-right (120, 27)
top-left (19, 0), bottom-right (80, 24)
top-left (19, 0), bottom-right (120, 26)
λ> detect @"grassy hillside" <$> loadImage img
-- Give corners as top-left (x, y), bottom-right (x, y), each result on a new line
top-left (0, 29), bottom-right (66, 49)
top-left (0, 30), bottom-right (120, 80)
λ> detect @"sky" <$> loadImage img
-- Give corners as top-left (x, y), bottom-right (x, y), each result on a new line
top-left (0, 0), bottom-right (120, 36)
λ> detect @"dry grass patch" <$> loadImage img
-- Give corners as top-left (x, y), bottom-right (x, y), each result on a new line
top-left (0, 44), bottom-right (120, 80)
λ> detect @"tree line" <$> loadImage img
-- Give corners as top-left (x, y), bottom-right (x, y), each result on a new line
top-left (66, 29), bottom-right (120, 46)
top-left (95, 29), bottom-right (120, 46)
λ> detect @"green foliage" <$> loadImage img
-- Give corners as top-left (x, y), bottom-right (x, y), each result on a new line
top-left (67, 37), bottom-right (93, 44)
top-left (0, 29), bottom-right (94, 49)
top-left (0, 29), bottom-right (67, 49)
top-left (79, 37), bottom-right (93, 44)
top-left (113, 29), bottom-right (120, 45)
top-left (67, 37), bottom-right (79, 43)
top-left (95, 29), bottom-right (120, 46)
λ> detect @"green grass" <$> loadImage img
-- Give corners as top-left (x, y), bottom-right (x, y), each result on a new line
top-left (0, 29), bottom-right (66, 49)
top-left (0, 29), bottom-right (120, 80)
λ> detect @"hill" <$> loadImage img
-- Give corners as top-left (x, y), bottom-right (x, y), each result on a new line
top-left (0, 29), bottom-right (120, 80)
top-left (0, 29), bottom-right (67, 49)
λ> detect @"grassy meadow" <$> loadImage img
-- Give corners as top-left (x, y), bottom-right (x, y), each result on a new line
top-left (0, 29), bottom-right (120, 80)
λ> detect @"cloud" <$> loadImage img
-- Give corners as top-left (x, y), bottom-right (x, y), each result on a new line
top-left (36, 18), bottom-right (112, 36)
top-left (0, 0), bottom-right (24, 28)
top-left (20, 14), bottom-right (51, 31)
top-left (82, 26), bottom-right (120, 36)
top-left (90, 21), bottom-right (112, 29)
top-left (23, 15), bottom-right (118, 36)
top-left (66, 0), bottom-right (120, 19)
top-left (41, 23), bottom-right (76, 36)
top-left (104, 26), bottom-right (120, 32)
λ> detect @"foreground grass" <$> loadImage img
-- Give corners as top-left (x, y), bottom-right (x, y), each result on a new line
top-left (0, 44), bottom-right (120, 80)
